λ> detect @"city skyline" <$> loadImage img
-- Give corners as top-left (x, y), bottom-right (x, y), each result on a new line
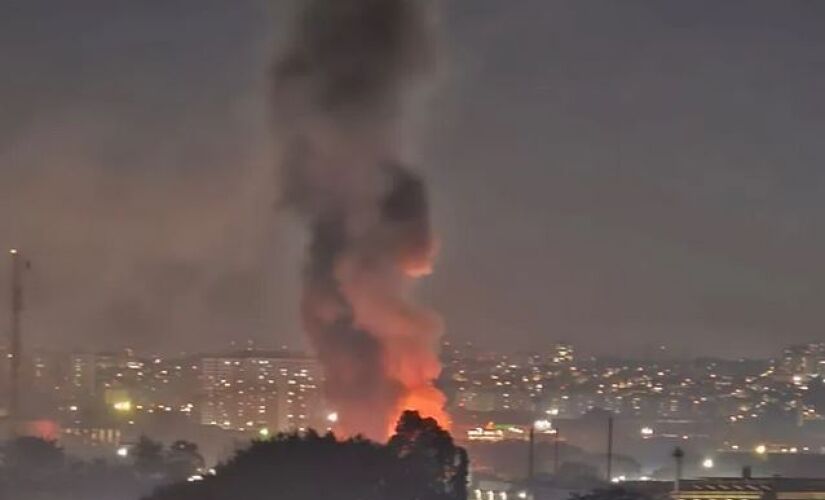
top-left (7, 338), bottom-right (825, 475)
top-left (8, 2), bottom-right (825, 499)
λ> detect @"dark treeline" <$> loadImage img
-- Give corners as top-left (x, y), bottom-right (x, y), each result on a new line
top-left (0, 411), bottom-right (467, 500)
top-left (572, 487), bottom-right (655, 500)
top-left (147, 411), bottom-right (468, 500)
top-left (0, 435), bottom-right (203, 500)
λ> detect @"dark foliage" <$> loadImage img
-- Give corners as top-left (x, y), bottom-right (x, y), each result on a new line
top-left (0, 435), bottom-right (199, 500)
top-left (571, 486), bottom-right (654, 500)
top-left (146, 411), bottom-right (468, 500)
top-left (2, 436), bottom-right (65, 478)
top-left (134, 435), bottom-right (165, 478)
top-left (165, 440), bottom-right (205, 483)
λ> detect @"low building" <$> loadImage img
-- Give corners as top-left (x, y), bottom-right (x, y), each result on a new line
top-left (674, 477), bottom-right (825, 500)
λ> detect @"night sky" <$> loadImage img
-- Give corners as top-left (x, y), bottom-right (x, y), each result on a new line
top-left (3, 0), bottom-right (825, 357)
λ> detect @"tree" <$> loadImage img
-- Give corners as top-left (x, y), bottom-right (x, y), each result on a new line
top-left (387, 410), bottom-right (469, 500)
top-left (146, 431), bottom-right (387, 500)
top-left (2, 436), bottom-right (64, 480)
top-left (572, 486), bottom-right (654, 500)
top-left (165, 440), bottom-right (205, 482)
top-left (134, 435), bottom-right (165, 478)
top-left (555, 461), bottom-right (602, 489)
top-left (145, 413), bottom-right (469, 500)
top-left (0, 437), bottom-right (160, 500)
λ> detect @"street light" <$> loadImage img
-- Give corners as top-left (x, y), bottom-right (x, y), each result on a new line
top-left (113, 401), bottom-right (132, 412)
top-left (533, 419), bottom-right (552, 432)
top-left (702, 458), bottom-right (714, 469)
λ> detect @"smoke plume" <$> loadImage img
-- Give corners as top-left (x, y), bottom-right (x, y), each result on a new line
top-left (274, 0), bottom-right (448, 439)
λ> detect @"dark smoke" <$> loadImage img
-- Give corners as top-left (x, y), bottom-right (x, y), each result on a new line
top-left (274, 0), bottom-right (447, 440)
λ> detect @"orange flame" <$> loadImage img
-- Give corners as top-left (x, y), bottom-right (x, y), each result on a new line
top-left (401, 237), bottom-right (439, 278)
top-left (334, 237), bottom-right (449, 440)
top-left (387, 241), bottom-right (449, 437)
top-left (389, 384), bottom-right (450, 437)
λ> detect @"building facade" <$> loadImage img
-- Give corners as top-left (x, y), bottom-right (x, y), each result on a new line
top-left (200, 351), bottom-right (325, 434)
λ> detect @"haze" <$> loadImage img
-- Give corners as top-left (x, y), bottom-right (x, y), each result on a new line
top-left (3, 0), bottom-right (825, 358)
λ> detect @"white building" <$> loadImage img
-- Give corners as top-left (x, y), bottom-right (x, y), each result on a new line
top-left (200, 351), bottom-right (325, 434)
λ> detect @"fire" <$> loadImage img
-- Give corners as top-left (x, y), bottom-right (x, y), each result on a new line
top-left (403, 260), bottom-right (433, 278)
top-left (275, 0), bottom-right (447, 442)
top-left (390, 384), bottom-right (450, 437)
top-left (401, 237), bottom-right (439, 278)
top-left (335, 254), bottom-right (449, 440)
top-left (385, 249), bottom-right (449, 437)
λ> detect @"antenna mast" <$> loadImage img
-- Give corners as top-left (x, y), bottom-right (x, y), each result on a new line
top-left (8, 249), bottom-right (23, 429)
top-left (606, 415), bottom-right (614, 482)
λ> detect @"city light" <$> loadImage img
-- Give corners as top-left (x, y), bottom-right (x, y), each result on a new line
top-left (113, 401), bottom-right (132, 412)
top-left (16, 339), bottom-right (825, 477)
top-left (533, 419), bottom-right (552, 432)
top-left (467, 427), bottom-right (505, 442)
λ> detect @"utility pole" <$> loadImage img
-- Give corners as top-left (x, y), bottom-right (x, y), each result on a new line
top-left (553, 425), bottom-right (561, 476)
top-left (8, 249), bottom-right (23, 431)
top-left (606, 415), bottom-right (614, 482)
top-left (673, 447), bottom-right (685, 494)
top-left (527, 424), bottom-right (535, 482)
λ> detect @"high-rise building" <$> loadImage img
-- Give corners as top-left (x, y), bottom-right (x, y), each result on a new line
top-left (69, 353), bottom-right (97, 397)
top-left (779, 343), bottom-right (825, 381)
top-left (200, 350), bottom-right (325, 433)
top-left (551, 343), bottom-right (574, 365)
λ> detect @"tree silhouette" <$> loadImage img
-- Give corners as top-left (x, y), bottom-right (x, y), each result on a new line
top-left (134, 435), bottom-right (165, 478)
top-left (165, 440), bottom-right (205, 482)
top-left (556, 461), bottom-right (602, 489)
top-left (0, 436), bottom-right (190, 500)
top-left (145, 412), bottom-right (468, 500)
top-left (2, 436), bottom-right (64, 480)
top-left (387, 410), bottom-right (468, 500)
top-left (572, 486), bottom-right (654, 500)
